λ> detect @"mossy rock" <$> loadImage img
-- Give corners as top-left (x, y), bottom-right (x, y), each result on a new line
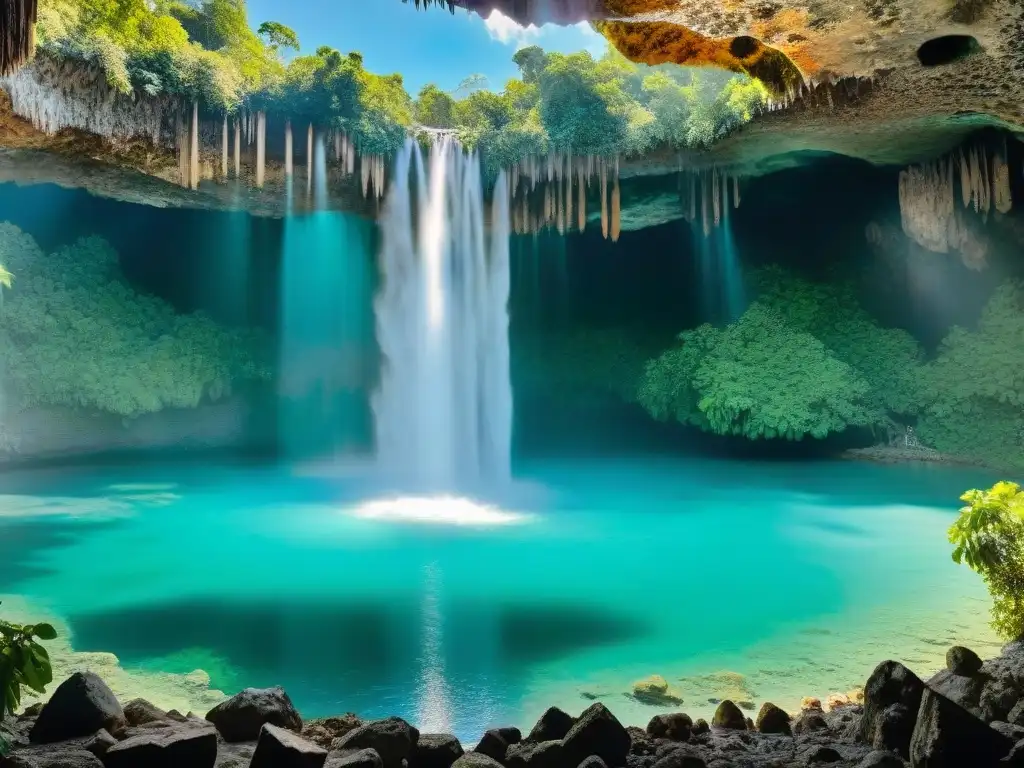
top-left (631, 676), bottom-right (684, 706)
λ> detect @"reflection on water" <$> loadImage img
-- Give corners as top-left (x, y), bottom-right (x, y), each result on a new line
top-left (0, 457), bottom-right (1001, 740)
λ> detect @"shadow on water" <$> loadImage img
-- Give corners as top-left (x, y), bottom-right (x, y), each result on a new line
top-left (0, 519), bottom-right (123, 586)
top-left (67, 596), bottom-right (649, 703)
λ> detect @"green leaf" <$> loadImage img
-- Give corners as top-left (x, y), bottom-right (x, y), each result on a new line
top-left (31, 624), bottom-right (57, 641)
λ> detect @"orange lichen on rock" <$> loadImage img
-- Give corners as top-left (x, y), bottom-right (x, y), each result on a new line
top-left (598, 20), bottom-right (805, 95)
top-left (749, 8), bottom-right (818, 74)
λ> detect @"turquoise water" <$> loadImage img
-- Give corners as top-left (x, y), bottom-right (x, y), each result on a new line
top-left (0, 457), bottom-right (1002, 740)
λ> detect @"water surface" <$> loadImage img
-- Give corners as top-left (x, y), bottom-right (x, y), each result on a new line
top-left (0, 456), bottom-right (1000, 740)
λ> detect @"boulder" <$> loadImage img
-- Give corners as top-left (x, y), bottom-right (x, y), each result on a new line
top-left (858, 661), bottom-right (925, 758)
top-left (691, 719), bottom-right (710, 736)
top-left (103, 725), bottom-right (218, 768)
top-left (925, 670), bottom-right (985, 718)
top-left (305, 716), bottom-right (363, 749)
top-left (29, 673), bottom-right (127, 744)
top-left (3, 750), bottom-right (105, 768)
top-left (755, 703), bottom-right (792, 735)
top-left (205, 687), bottom-right (302, 743)
top-left (413, 734), bottom-right (464, 768)
top-left (992, 722), bottom-right (1024, 742)
top-left (909, 686), bottom-right (1015, 767)
top-left (946, 646), bottom-right (983, 677)
top-left (711, 701), bottom-right (746, 730)
top-left (122, 699), bottom-right (167, 727)
top-left (1009, 700), bottom-right (1024, 727)
top-left (250, 723), bottom-right (328, 768)
top-left (579, 757), bottom-right (610, 768)
top-left (980, 678), bottom-right (1022, 723)
top-left (332, 717), bottom-right (419, 768)
top-left (84, 729), bottom-right (117, 757)
top-left (793, 711), bottom-right (828, 734)
top-left (562, 703), bottom-right (631, 768)
top-left (474, 729), bottom-right (513, 763)
top-left (857, 751), bottom-right (905, 767)
top-left (806, 746), bottom-right (842, 763)
top-left (505, 740), bottom-right (563, 768)
top-left (325, 748), bottom-right (383, 768)
top-left (526, 707), bottom-right (574, 743)
top-left (645, 713), bottom-right (692, 741)
top-left (802, 698), bottom-right (823, 711)
top-left (452, 754), bottom-right (505, 768)
top-left (632, 676), bottom-right (684, 706)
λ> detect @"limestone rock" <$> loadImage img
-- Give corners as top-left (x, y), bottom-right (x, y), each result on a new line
top-left (711, 701), bottom-right (746, 730)
top-left (332, 717), bottom-right (420, 768)
top-left (802, 697), bottom-right (823, 711)
top-left (526, 707), bottom-right (574, 743)
top-left (413, 734), bottom-right (464, 768)
top-left (991, 721), bottom-right (1024, 742)
top-left (645, 713), bottom-right (692, 741)
top-left (909, 686), bottom-right (1014, 767)
top-left (925, 670), bottom-right (985, 718)
top-left (250, 723), bottom-right (328, 768)
top-left (806, 745), bottom-right (842, 763)
top-left (325, 748), bottom-right (383, 768)
top-left (946, 646), bottom-right (983, 676)
top-left (562, 702), bottom-right (631, 768)
top-left (755, 702), bottom-right (791, 735)
top-left (205, 686), bottom-right (302, 742)
top-left (794, 710), bottom-right (829, 734)
top-left (122, 699), bottom-right (168, 727)
top-left (103, 724), bottom-right (218, 768)
top-left (474, 729), bottom-right (513, 763)
top-left (30, 672), bottom-right (127, 744)
top-left (858, 661), bottom-right (924, 758)
top-left (84, 729), bottom-right (117, 757)
top-left (505, 739), bottom-right (562, 768)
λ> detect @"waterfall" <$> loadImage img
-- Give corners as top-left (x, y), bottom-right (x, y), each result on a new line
top-left (373, 137), bottom-right (513, 488)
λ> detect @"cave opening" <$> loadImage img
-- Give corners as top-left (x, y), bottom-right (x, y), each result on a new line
top-left (916, 35), bottom-right (982, 66)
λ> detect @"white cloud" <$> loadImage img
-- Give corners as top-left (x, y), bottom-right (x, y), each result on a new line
top-left (483, 10), bottom-right (541, 48)
top-left (483, 10), bottom-right (607, 56)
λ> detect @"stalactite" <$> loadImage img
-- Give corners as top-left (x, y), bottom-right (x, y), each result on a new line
top-left (733, 175), bottom-right (740, 209)
top-left (611, 176), bottom-right (621, 243)
top-left (285, 120), bottom-right (293, 177)
top-left (556, 178), bottom-right (565, 235)
top-left (712, 168), bottom-right (721, 227)
top-left (1, 0), bottom-right (38, 76)
top-left (233, 118), bottom-right (241, 180)
top-left (898, 159), bottom-right (957, 253)
top-left (578, 169), bottom-right (586, 232)
top-left (959, 149), bottom-right (971, 207)
top-left (255, 110), bottom-right (266, 189)
top-left (689, 173), bottom-right (696, 222)
top-left (176, 109), bottom-right (187, 188)
top-left (334, 132), bottom-right (341, 163)
top-left (600, 160), bottom-right (608, 240)
top-left (347, 137), bottom-right (355, 177)
top-left (565, 170), bottom-right (572, 231)
top-left (701, 174), bottom-right (711, 238)
top-left (221, 115), bottom-right (228, 180)
top-left (189, 100), bottom-right (199, 190)
top-left (361, 155), bottom-right (371, 198)
top-left (970, 147), bottom-right (981, 212)
top-left (307, 123), bottom-right (314, 196)
top-left (993, 146), bottom-right (1012, 214)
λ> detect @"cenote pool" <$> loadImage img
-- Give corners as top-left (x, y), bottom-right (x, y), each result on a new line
top-left (0, 455), bottom-right (1000, 742)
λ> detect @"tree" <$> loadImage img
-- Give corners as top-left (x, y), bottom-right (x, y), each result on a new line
top-left (538, 51), bottom-right (630, 154)
top-left (452, 73), bottom-right (488, 99)
top-left (639, 304), bottom-right (876, 440)
top-left (950, 481), bottom-right (1024, 639)
top-left (512, 45), bottom-right (547, 84)
top-left (415, 83), bottom-right (457, 128)
top-left (257, 21), bottom-right (299, 53)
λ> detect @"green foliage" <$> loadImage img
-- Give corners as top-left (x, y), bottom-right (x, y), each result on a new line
top-left (256, 21), bottom-right (299, 53)
top-left (0, 602), bottom-right (57, 718)
top-left (415, 84), bottom-right (456, 129)
top-left (917, 281), bottom-right (1024, 468)
top-left (0, 223), bottom-right (268, 418)
top-left (640, 304), bottom-right (874, 440)
top-left (950, 482), bottom-right (1024, 639)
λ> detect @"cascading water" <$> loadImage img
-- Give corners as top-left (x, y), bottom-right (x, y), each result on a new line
top-left (373, 137), bottom-right (512, 488)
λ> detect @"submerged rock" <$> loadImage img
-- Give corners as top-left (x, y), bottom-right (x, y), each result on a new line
top-left (250, 723), bottom-right (328, 768)
top-left (413, 734), bottom-right (464, 768)
top-left (711, 701), bottom-right (746, 730)
top-left (526, 707), bottom-right (574, 743)
top-left (858, 661), bottom-right (924, 758)
top-left (30, 672), bottom-right (127, 744)
top-left (205, 686), bottom-right (302, 742)
top-left (562, 702), bottom-right (631, 768)
top-left (632, 676), bottom-right (684, 706)
top-left (909, 686), bottom-right (1014, 767)
top-left (755, 702), bottom-right (792, 735)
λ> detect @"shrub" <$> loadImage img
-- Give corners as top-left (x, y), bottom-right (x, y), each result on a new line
top-left (0, 603), bottom-right (58, 717)
top-left (950, 481), bottom-right (1024, 640)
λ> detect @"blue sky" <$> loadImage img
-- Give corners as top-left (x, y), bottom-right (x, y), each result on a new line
top-left (244, 0), bottom-right (606, 96)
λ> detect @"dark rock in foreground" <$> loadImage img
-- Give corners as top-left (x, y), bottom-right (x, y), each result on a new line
top-left (755, 702), bottom-right (792, 735)
top-left (332, 716), bottom-right (420, 768)
top-left (206, 686), bottom-right (303, 743)
top-left (103, 723), bottom-right (217, 768)
top-left (945, 646), bottom-right (983, 677)
top-left (325, 747), bottom-right (383, 768)
top-left (526, 707), bottom-right (575, 743)
top-left (711, 700), bottom-right (746, 730)
top-left (452, 753), bottom-right (504, 768)
top-left (122, 699), bottom-right (167, 727)
top-left (858, 661), bottom-right (924, 758)
top-left (563, 703), bottom-right (630, 768)
top-left (250, 723), bottom-right (328, 768)
top-left (646, 713), bottom-right (692, 741)
top-left (29, 672), bottom-right (126, 744)
top-left (2, 750), bottom-right (105, 768)
top-left (413, 733), bottom-right (464, 768)
top-left (909, 686), bottom-right (1014, 767)
top-left (505, 739), bottom-right (563, 768)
